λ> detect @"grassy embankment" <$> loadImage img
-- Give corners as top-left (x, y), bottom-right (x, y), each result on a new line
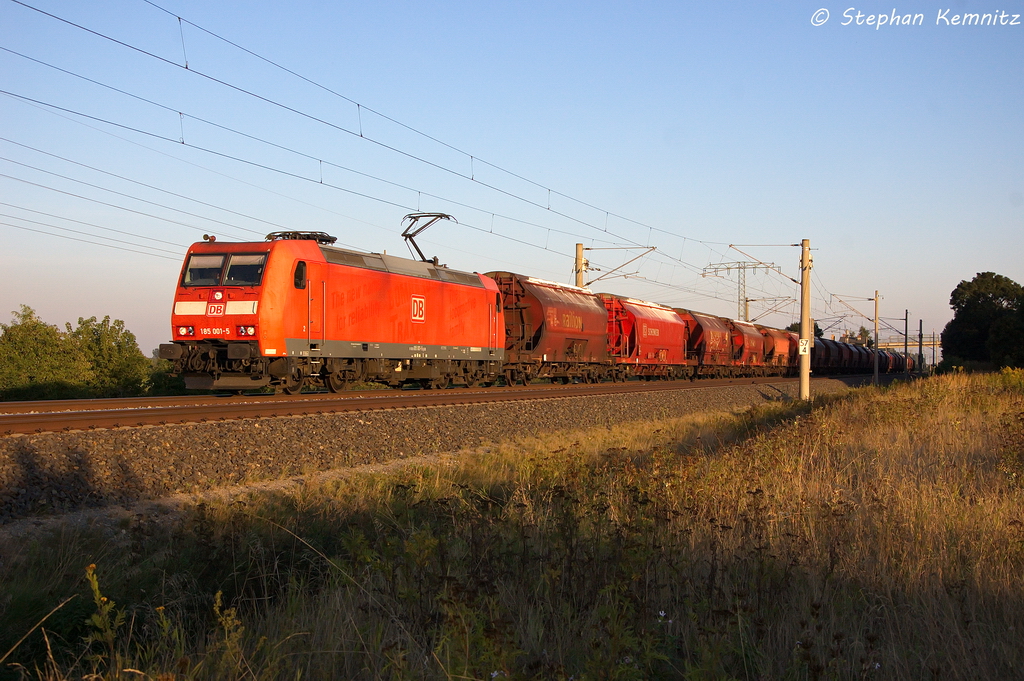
top-left (1, 371), bottom-right (1023, 680)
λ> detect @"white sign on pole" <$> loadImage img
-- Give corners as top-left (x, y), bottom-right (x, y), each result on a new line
top-left (799, 338), bottom-right (811, 356)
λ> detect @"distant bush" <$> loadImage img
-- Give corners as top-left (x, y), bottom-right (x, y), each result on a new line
top-left (0, 305), bottom-right (159, 400)
top-left (146, 351), bottom-right (188, 395)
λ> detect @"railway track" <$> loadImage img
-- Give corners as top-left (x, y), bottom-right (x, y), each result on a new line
top-left (0, 375), bottom-right (871, 436)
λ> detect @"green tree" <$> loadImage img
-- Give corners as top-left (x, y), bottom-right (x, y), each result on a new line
top-left (987, 308), bottom-right (1024, 368)
top-left (148, 348), bottom-right (187, 395)
top-left (67, 316), bottom-right (150, 397)
top-left (0, 306), bottom-right (93, 399)
top-left (856, 325), bottom-right (873, 348)
top-left (785, 321), bottom-right (823, 338)
top-left (941, 272), bottom-right (1024, 363)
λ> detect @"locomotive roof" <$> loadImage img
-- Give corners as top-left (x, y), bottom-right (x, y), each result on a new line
top-left (318, 244), bottom-right (484, 288)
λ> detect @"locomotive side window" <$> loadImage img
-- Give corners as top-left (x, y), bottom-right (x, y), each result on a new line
top-left (182, 254), bottom-right (225, 287)
top-left (224, 253), bottom-right (267, 286)
top-left (294, 261), bottom-right (307, 289)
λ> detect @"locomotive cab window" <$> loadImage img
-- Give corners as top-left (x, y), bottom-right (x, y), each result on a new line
top-left (182, 254), bottom-right (225, 287)
top-left (294, 261), bottom-right (307, 289)
top-left (224, 253), bottom-right (267, 287)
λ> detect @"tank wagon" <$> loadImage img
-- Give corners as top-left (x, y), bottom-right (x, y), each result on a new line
top-left (160, 227), bottom-right (913, 392)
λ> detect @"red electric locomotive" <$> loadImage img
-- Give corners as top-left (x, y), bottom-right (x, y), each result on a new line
top-left (160, 231), bottom-right (504, 392)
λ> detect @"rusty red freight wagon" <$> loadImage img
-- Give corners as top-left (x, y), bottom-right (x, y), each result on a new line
top-left (728, 320), bottom-right (766, 370)
top-left (486, 272), bottom-right (609, 384)
top-left (675, 310), bottom-right (733, 377)
top-left (161, 232), bottom-right (504, 392)
top-left (599, 294), bottom-right (689, 379)
top-left (757, 325), bottom-right (794, 375)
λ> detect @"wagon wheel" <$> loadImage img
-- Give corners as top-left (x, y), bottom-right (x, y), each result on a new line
top-left (504, 369), bottom-right (518, 386)
top-left (282, 370), bottom-right (305, 395)
top-left (326, 371), bottom-right (351, 393)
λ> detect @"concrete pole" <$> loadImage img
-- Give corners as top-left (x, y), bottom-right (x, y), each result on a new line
top-left (873, 290), bottom-right (879, 386)
top-left (575, 243), bottom-right (584, 287)
top-left (904, 310), bottom-right (909, 378)
top-left (918, 319), bottom-right (924, 375)
top-left (799, 239), bottom-right (812, 401)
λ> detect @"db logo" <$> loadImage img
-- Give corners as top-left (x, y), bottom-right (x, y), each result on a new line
top-left (411, 295), bottom-right (426, 322)
top-left (206, 302), bottom-right (225, 316)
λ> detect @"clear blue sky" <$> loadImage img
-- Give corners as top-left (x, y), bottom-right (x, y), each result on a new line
top-left (1, 0), bottom-right (1021, 354)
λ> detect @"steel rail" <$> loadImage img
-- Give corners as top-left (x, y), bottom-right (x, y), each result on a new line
top-left (0, 375), bottom-right (873, 436)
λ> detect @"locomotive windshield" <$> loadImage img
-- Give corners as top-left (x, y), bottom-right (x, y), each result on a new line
top-left (182, 254), bottom-right (224, 286)
top-left (182, 253), bottom-right (267, 287)
top-left (224, 254), bottom-right (267, 286)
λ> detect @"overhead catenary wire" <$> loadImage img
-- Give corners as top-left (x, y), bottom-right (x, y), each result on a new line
top-left (0, 155), bottom-right (265, 238)
top-left (0, 212), bottom-right (182, 255)
top-left (1, 3), bottom-right (825, 317)
top-left (0, 201), bottom-right (183, 248)
top-left (0, 220), bottom-right (181, 260)
top-left (5, 1), bottom-right (682, 249)
top-left (0, 137), bottom-right (293, 232)
top-left (1, 3), bottom-right (738, 277)
top-left (0, 171), bottom-right (254, 240)
top-left (1, 88), bottom-right (736, 300)
top-left (2, 91), bottom-right (389, 252)
top-left (137, 0), bottom-right (731, 250)
top-left (0, 46), bottom-right (709, 272)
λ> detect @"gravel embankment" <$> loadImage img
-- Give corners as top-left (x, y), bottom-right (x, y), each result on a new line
top-left (0, 380), bottom-right (851, 522)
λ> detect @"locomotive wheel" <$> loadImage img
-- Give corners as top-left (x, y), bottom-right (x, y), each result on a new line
top-left (326, 371), bottom-right (350, 393)
top-left (429, 375), bottom-right (451, 390)
top-left (283, 370), bottom-right (305, 395)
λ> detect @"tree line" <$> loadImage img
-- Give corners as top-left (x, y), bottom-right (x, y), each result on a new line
top-left (0, 306), bottom-right (183, 400)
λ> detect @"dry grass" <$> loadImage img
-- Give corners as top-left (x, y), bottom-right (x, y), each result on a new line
top-left (2, 371), bottom-right (1023, 680)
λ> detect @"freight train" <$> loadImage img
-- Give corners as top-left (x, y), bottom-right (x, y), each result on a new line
top-left (158, 224), bottom-right (913, 393)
